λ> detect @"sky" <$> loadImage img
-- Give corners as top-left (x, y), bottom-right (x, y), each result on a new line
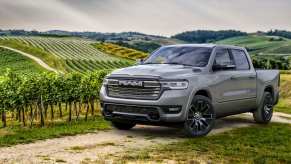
top-left (0, 0), bottom-right (290, 36)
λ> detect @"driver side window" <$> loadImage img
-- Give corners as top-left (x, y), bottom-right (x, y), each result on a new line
top-left (214, 48), bottom-right (234, 65)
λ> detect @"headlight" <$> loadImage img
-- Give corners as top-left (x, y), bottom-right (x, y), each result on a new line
top-left (161, 80), bottom-right (188, 90)
top-left (102, 78), bottom-right (109, 86)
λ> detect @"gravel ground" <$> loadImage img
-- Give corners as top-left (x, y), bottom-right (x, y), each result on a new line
top-left (0, 112), bottom-right (290, 164)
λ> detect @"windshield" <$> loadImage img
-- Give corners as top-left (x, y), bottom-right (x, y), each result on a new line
top-left (144, 46), bottom-right (213, 67)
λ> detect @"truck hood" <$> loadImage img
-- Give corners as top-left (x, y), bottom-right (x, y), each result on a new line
top-left (110, 64), bottom-right (199, 79)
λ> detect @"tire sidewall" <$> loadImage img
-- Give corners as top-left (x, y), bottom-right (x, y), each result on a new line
top-left (260, 92), bottom-right (273, 122)
top-left (253, 91), bottom-right (274, 124)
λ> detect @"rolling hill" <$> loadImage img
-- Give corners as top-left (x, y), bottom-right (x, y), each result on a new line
top-left (0, 34), bottom-right (290, 74)
top-left (0, 36), bottom-right (133, 73)
top-left (216, 35), bottom-right (291, 55)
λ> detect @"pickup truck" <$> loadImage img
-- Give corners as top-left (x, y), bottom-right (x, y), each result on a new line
top-left (100, 44), bottom-right (280, 137)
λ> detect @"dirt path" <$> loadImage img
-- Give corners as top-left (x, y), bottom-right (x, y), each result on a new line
top-left (0, 113), bottom-right (290, 164)
top-left (0, 46), bottom-right (60, 73)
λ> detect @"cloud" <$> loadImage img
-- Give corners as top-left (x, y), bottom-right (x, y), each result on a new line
top-left (0, 0), bottom-right (290, 36)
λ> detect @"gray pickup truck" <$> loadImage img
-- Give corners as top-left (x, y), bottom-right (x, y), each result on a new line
top-left (100, 44), bottom-right (280, 137)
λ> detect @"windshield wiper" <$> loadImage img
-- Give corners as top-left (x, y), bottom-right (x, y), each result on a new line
top-left (142, 62), bottom-right (161, 65)
top-left (164, 62), bottom-right (193, 66)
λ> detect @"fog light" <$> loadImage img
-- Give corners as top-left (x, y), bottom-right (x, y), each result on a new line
top-left (168, 107), bottom-right (180, 112)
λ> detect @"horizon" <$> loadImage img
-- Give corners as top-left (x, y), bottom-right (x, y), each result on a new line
top-left (0, 0), bottom-right (290, 37)
top-left (0, 28), bottom-right (287, 38)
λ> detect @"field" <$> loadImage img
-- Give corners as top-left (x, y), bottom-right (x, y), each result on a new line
top-left (0, 47), bottom-right (45, 75)
top-left (93, 42), bottom-right (148, 60)
top-left (0, 36), bottom-right (133, 73)
top-left (0, 117), bottom-right (110, 147)
top-left (0, 35), bottom-right (290, 162)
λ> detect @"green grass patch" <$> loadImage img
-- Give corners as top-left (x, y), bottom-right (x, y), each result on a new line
top-left (0, 117), bottom-right (111, 147)
top-left (274, 74), bottom-right (291, 114)
top-left (275, 99), bottom-right (291, 114)
top-left (0, 47), bottom-right (46, 75)
top-left (118, 123), bottom-right (291, 163)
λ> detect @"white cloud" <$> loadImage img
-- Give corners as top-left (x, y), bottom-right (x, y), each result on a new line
top-left (0, 0), bottom-right (290, 36)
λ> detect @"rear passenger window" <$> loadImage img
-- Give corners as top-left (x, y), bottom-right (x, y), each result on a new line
top-left (231, 49), bottom-right (250, 70)
top-left (214, 48), bottom-right (234, 65)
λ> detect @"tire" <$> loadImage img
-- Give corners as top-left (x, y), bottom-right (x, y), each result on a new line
top-left (111, 121), bottom-right (136, 130)
top-left (253, 92), bottom-right (273, 124)
top-left (184, 95), bottom-right (216, 137)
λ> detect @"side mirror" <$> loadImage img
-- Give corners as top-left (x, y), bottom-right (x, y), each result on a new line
top-left (136, 58), bottom-right (144, 65)
top-left (212, 64), bottom-right (236, 71)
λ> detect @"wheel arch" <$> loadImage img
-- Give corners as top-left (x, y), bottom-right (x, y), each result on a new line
top-left (194, 89), bottom-right (212, 100)
top-left (264, 85), bottom-right (274, 97)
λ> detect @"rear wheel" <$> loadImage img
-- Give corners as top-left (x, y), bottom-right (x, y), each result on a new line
top-left (111, 121), bottom-right (136, 130)
top-left (253, 92), bottom-right (273, 123)
top-left (184, 95), bottom-right (216, 137)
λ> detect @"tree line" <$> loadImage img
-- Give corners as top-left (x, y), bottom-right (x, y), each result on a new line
top-left (171, 30), bottom-right (247, 43)
top-left (266, 30), bottom-right (291, 39)
top-left (0, 70), bottom-right (109, 127)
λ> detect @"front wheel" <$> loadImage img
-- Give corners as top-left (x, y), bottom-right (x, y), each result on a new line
top-left (184, 95), bottom-right (216, 137)
top-left (111, 121), bottom-right (136, 130)
top-left (253, 92), bottom-right (273, 124)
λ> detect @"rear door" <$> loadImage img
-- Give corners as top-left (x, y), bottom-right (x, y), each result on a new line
top-left (230, 49), bottom-right (257, 100)
top-left (211, 48), bottom-right (238, 103)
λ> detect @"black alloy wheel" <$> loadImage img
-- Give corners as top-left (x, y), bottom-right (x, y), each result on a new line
top-left (184, 95), bottom-right (216, 137)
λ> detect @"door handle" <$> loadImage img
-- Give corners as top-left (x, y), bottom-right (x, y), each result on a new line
top-left (248, 75), bottom-right (256, 79)
top-left (231, 75), bottom-right (256, 80)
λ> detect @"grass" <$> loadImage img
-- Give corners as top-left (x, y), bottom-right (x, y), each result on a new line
top-left (0, 117), bottom-right (111, 147)
top-left (0, 47), bottom-right (46, 75)
top-left (275, 99), bottom-right (291, 114)
top-left (116, 123), bottom-right (291, 163)
top-left (275, 74), bottom-right (291, 114)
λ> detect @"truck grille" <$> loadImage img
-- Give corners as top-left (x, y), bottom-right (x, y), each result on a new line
top-left (106, 79), bottom-right (161, 100)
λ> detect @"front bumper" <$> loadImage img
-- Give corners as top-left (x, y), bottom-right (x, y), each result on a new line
top-left (100, 86), bottom-right (191, 123)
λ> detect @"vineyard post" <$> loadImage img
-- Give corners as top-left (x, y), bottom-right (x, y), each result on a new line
top-left (40, 95), bottom-right (45, 127)
top-left (68, 102), bottom-right (72, 122)
top-left (85, 100), bottom-right (89, 121)
top-left (74, 101), bottom-right (78, 120)
top-left (1, 110), bottom-right (6, 128)
top-left (90, 98), bottom-right (95, 117)
top-left (50, 104), bottom-right (54, 120)
top-left (22, 107), bottom-right (26, 126)
top-left (58, 103), bottom-right (63, 118)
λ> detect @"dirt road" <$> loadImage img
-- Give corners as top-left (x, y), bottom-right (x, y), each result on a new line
top-left (0, 112), bottom-right (290, 164)
top-left (0, 46), bottom-right (60, 73)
